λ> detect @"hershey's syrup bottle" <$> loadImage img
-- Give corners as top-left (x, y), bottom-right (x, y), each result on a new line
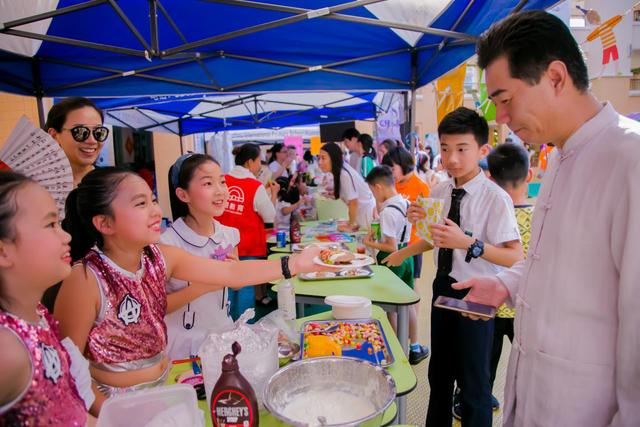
top-left (210, 342), bottom-right (259, 427)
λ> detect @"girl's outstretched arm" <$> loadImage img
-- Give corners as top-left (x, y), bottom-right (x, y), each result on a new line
top-left (160, 244), bottom-right (325, 289)
top-left (166, 246), bottom-right (241, 313)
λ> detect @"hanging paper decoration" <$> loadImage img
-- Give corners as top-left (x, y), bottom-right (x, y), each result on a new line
top-left (310, 135), bottom-right (323, 156)
top-left (576, 5), bottom-right (602, 26)
top-left (435, 63), bottom-right (467, 124)
top-left (581, 2), bottom-right (640, 68)
top-left (586, 14), bottom-right (622, 66)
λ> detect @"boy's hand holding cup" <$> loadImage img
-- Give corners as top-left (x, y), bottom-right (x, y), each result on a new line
top-left (363, 230), bottom-right (375, 247)
top-left (407, 202), bottom-right (427, 224)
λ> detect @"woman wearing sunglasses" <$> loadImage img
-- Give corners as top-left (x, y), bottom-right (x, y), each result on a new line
top-left (46, 97), bottom-right (110, 187)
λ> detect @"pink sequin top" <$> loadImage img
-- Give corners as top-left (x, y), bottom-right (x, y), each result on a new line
top-left (83, 245), bottom-right (168, 370)
top-left (0, 305), bottom-right (86, 426)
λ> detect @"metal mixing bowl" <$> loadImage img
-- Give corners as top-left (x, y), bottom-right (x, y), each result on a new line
top-left (263, 357), bottom-right (396, 427)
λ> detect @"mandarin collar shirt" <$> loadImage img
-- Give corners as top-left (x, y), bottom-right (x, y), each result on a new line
top-left (496, 102), bottom-right (640, 426)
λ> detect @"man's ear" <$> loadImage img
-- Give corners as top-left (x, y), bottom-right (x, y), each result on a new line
top-left (0, 241), bottom-right (15, 268)
top-left (546, 60), bottom-right (568, 95)
top-left (479, 143), bottom-right (491, 158)
top-left (175, 187), bottom-right (190, 204)
top-left (92, 215), bottom-right (115, 236)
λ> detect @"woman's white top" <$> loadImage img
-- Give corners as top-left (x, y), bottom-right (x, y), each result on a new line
top-left (339, 162), bottom-right (376, 228)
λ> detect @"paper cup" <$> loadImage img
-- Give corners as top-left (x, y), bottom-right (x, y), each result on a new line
top-left (415, 197), bottom-right (444, 245)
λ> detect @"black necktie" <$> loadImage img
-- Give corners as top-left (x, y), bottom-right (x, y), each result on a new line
top-left (437, 188), bottom-right (466, 276)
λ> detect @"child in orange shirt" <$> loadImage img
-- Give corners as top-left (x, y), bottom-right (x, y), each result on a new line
top-left (381, 146), bottom-right (431, 365)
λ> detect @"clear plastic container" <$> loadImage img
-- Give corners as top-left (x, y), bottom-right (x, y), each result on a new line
top-left (324, 295), bottom-right (372, 319)
top-left (97, 384), bottom-right (204, 427)
top-left (277, 279), bottom-right (296, 321)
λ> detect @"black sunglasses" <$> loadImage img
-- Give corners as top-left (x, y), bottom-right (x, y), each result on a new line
top-left (63, 125), bottom-right (109, 143)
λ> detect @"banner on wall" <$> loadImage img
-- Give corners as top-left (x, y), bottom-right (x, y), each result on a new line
top-left (477, 70), bottom-right (496, 122)
top-left (284, 135), bottom-right (304, 159)
top-left (95, 125), bottom-right (115, 167)
top-left (435, 63), bottom-right (467, 124)
top-left (207, 131), bottom-right (233, 174)
top-left (375, 93), bottom-right (403, 142)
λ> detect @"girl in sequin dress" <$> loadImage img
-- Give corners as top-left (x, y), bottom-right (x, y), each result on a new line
top-left (53, 167), bottom-right (325, 416)
top-left (161, 154), bottom-right (238, 361)
top-left (0, 172), bottom-right (93, 426)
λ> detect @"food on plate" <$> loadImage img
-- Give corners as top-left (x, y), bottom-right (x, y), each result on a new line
top-left (320, 249), bottom-right (356, 265)
top-left (340, 268), bottom-right (365, 277)
top-left (314, 271), bottom-right (335, 278)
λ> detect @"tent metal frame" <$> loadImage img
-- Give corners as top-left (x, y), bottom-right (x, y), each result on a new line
top-left (0, 0), bottom-right (486, 141)
top-left (108, 92), bottom-right (377, 134)
top-left (1, 0), bottom-right (478, 98)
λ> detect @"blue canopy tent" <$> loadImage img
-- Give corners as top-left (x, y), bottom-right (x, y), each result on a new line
top-left (91, 92), bottom-right (378, 135)
top-left (1, 0), bottom-right (559, 131)
top-left (1, 2), bottom-right (562, 422)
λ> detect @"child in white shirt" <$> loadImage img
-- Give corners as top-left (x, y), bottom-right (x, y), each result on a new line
top-left (363, 166), bottom-right (429, 364)
top-left (161, 154), bottom-right (239, 361)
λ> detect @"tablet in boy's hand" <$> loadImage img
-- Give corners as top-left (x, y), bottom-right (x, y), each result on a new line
top-left (433, 295), bottom-right (496, 320)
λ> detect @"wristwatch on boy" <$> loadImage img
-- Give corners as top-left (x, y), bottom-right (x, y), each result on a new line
top-left (465, 239), bottom-right (485, 263)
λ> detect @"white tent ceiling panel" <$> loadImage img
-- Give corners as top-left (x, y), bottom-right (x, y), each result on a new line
top-left (366, 0), bottom-right (452, 46)
top-left (0, 0), bottom-right (59, 56)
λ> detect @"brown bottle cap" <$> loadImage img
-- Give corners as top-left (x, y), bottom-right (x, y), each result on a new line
top-left (221, 341), bottom-right (242, 371)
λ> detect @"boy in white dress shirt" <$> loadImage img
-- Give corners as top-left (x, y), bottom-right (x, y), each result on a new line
top-left (364, 166), bottom-right (429, 363)
top-left (384, 107), bottom-right (523, 427)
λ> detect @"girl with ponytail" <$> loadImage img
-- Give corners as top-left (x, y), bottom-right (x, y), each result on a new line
top-left (357, 133), bottom-right (377, 177)
top-left (317, 143), bottom-right (376, 232)
top-left (54, 167), bottom-right (325, 415)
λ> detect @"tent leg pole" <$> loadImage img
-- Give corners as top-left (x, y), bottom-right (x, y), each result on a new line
top-left (410, 88), bottom-right (417, 153)
top-left (36, 96), bottom-right (46, 129)
top-left (403, 91), bottom-right (409, 147)
top-left (31, 59), bottom-right (46, 129)
top-left (178, 119), bottom-right (184, 154)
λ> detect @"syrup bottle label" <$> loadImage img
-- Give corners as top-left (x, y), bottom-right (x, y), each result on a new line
top-left (212, 389), bottom-right (255, 427)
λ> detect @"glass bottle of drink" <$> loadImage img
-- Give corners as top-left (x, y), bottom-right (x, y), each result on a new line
top-left (289, 208), bottom-right (301, 252)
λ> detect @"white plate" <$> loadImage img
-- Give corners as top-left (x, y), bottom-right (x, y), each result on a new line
top-left (302, 271), bottom-right (338, 280)
top-left (313, 253), bottom-right (374, 268)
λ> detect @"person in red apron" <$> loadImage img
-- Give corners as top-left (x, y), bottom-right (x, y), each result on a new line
top-left (218, 144), bottom-right (278, 318)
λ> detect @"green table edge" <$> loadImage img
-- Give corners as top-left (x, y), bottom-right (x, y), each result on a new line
top-left (167, 306), bottom-right (416, 427)
top-left (268, 257), bottom-right (420, 306)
